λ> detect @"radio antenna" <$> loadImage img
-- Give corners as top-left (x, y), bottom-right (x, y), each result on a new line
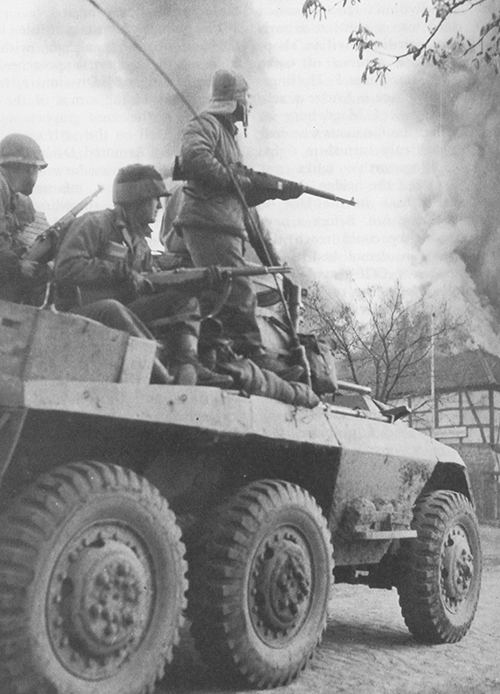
top-left (86, 0), bottom-right (198, 119)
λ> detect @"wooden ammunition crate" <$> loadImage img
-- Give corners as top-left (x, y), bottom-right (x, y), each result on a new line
top-left (0, 300), bottom-right (156, 395)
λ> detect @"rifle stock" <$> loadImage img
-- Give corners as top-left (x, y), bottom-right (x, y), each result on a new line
top-left (25, 185), bottom-right (104, 263)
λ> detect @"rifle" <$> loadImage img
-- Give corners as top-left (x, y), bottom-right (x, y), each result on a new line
top-left (144, 264), bottom-right (291, 290)
top-left (25, 185), bottom-right (104, 263)
top-left (172, 156), bottom-right (356, 207)
top-left (144, 264), bottom-right (291, 322)
top-left (236, 164), bottom-right (357, 206)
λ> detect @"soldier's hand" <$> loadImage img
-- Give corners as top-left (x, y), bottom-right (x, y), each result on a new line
top-left (19, 259), bottom-right (39, 278)
top-left (230, 163), bottom-right (253, 193)
top-left (277, 181), bottom-right (303, 200)
top-left (131, 271), bottom-right (154, 295)
top-left (113, 259), bottom-right (130, 280)
top-left (234, 172), bottom-right (253, 193)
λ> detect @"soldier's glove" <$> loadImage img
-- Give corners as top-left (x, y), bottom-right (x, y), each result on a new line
top-left (275, 181), bottom-right (304, 200)
top-left (113, 259), bottom-right (131, 280)
top-left (131, 271), bottom-right (154, 296)
top-left (234, 172), bottom-right (254, 194)
top-left (229, 163), bottom-right (253, 193)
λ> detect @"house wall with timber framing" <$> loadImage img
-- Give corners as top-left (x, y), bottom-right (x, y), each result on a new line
top-left (387, 349), bottom-right (500, 522)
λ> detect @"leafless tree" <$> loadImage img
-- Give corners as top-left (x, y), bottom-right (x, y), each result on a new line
top-left (303, 281), bottom-right (464, 400)
top-left (302, 0), bottom-right (500, 83)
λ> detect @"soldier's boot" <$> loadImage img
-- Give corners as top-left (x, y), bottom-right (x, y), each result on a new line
top-left (248, 347), bottom-right (304, 382)
top-left (173, 333), bottom-right (234, 388)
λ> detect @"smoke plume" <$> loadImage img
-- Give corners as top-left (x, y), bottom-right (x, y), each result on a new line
top-left (30, 0), bottom-right (273, 170)
top-left (405, 63), bottom-right (500, 354)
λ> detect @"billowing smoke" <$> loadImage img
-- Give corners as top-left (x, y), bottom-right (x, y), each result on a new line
top-left (30, 0), bottom-right (273, 170)
top-left (405, 63), bottom-right (500, 354)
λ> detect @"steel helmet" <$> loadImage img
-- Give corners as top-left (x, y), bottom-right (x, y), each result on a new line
top-left (112, 164), bottom-right (168, 204)
top-left (207, 69), bottom-right (249, 115)
top-left (0, 133), bottom-right (47, 169)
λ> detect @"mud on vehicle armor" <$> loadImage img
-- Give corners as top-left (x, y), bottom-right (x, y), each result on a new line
top-left (0, 295), bottom-right (481, 693)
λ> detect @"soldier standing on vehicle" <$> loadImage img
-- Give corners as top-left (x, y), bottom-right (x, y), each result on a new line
top-left (161, 182), bottom-right (282, 269)
top-left (0, 133), bottom-right (47, 302)
top-left (54, 163), bottom-right (231, 387)
top-left (176, 69), bottom-right (302, 375)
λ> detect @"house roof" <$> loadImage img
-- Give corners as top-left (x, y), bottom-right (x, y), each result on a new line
top-left (337, 349), bottom-right (500, 399)
top-left (389, 349), bottom-right (500, 398)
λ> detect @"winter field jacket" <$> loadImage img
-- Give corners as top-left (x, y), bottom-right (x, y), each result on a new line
top-left (0, 168), bottom-right (37, 300)
top-left (54, 208), bottom-right (153, 308)
top-left (177, 112), bottom-right (249, 238)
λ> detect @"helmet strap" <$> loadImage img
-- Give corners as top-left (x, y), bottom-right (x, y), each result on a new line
top-left (242, 107), bottom-right (248, 137)
top-left (234, 103), bottom-right (248, 137)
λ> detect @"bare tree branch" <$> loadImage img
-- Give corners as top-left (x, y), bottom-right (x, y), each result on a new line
top-left (303, 282), bottom-right (465, 401)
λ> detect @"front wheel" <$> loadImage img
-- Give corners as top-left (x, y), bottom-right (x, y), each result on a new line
top-left (0, 461), bottom-right (187, 694)
top-left (189, 480), bottom-right (334, 688)
top-left (397, 490), bottom-right (482, 643)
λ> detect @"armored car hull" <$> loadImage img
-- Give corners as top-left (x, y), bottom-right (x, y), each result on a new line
top-left (0, 300), bottom-right (482, 693)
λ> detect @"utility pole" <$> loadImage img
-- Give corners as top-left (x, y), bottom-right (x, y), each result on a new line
top-left (430, 311), bottom-right (436, 438)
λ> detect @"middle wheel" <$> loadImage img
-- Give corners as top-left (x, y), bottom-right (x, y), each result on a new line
top-left (189, 479), bottom-right (333, 688)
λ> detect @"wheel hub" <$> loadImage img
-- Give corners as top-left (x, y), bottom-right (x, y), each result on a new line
top-left (440, 524), bottom-right (474, 611)
top-left (249, 529), bottom-right (312, 644)
top-left (67, 541), bottom-right (148, 656)
top-left (47, 525), bottom-right (153, 680)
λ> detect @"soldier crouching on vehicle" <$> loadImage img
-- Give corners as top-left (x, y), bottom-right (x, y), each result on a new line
top-left (0, 133), bottom-right (48, 302)
top-left (54, 163), bottom-right (232, 387)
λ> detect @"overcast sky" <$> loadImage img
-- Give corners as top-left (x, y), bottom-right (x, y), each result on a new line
top-left (0, 1), bottom-right (482, 301)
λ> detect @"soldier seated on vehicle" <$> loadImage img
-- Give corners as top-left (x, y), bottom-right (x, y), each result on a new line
top-left (0, 133), bottom-right (48, 303)
top-left (54, 164), bottom-right (232, 388)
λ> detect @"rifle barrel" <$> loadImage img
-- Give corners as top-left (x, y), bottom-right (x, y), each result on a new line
top-left (302, 185), bottom-right (356, 206)
top-left (236, 265), bottom-right (291, 276)
top-left (25, 185), bottom-right (104, 262)
top-left (71, 185), bottom-right (104, 216)
top-left (145, 264), bottom-right (291, 287)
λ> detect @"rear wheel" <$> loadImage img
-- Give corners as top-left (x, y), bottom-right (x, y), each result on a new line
top-left (0, 461), bottom-right (187, 694)
top-left (189, 480), bottom-right (333, 688)
top-left (397, 490), bottom-right (481, 643)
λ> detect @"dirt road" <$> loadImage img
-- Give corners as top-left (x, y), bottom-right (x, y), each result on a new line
top-left (159, 525), bottom-right (500, 694)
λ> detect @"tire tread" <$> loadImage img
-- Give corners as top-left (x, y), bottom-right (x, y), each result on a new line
top-left (189, 479), bottom-right (333, 688)
top-left (397, 489), bottom-right (481, 644)
top-left (0, 460), bottom-right (186, 694)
